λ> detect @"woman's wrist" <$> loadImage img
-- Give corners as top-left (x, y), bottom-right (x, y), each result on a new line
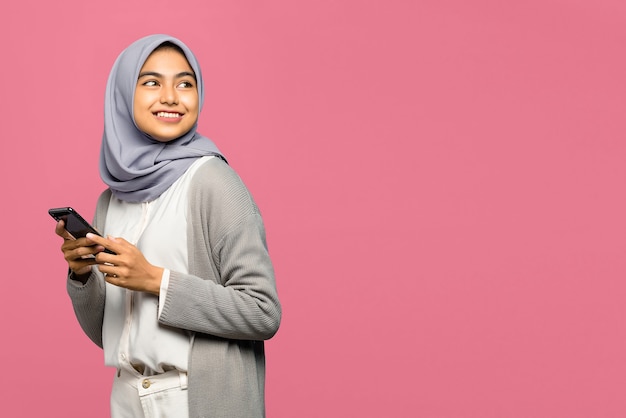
top-left (148, 266), bottom-right (165, 295)
top-left (70, 268), bottom-right (91, 285)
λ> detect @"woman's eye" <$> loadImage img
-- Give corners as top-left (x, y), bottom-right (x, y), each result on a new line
top-left (178, 81), bottom-right (194, 88)
top-left (143, 80), bottom-right (158, 87)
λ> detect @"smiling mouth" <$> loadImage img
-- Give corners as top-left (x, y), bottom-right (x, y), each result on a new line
top-left (155, 111), bottom-right (183, 118)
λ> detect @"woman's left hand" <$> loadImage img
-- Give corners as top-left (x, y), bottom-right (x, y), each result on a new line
top-left (86, 233), bottom-right (164, 295)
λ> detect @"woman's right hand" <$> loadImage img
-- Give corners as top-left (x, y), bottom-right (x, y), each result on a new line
top-left (55, 220), bottom-right (105, 276)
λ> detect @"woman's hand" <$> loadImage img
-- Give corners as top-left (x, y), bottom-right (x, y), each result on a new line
top-left (86, 233), bottom-right (164, 296)
top-left (55, 220), bottom-right (103, 277)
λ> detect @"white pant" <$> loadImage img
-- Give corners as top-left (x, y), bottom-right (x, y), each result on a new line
top-left (110, 368), bottom-right (189, 418)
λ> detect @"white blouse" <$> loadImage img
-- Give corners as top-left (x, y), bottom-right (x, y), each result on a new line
top-left (102, 156), bottom-right (214, 375)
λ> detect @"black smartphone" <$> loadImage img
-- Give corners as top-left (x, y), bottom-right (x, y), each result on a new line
top-left (48, 207), bottom-right (115, 254)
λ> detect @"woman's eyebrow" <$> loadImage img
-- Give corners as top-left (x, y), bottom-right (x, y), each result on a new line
top-left (177, 71), bottom-right (196, 80)
top-left (138, 71), bottom-right (196, 79)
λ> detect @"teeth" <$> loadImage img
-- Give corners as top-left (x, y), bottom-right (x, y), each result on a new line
top-left (156, 112), bottom-right (181, 118)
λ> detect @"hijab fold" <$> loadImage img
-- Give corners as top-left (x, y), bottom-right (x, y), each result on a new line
top-left (100, 34), bottom-right (225, 203)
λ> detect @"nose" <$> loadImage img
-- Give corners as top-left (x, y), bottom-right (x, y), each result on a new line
top-left (160, 83), bottom-right (178, 105)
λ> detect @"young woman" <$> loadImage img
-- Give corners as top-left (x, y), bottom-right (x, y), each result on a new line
top-left (55, 34), bottom-right (281, 418)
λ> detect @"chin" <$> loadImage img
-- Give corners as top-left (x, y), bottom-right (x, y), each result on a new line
top-left (147, 130), bottom-right (186, 142)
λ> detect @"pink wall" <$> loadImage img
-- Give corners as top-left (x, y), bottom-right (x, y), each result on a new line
top-left (1, 0), bottom-right (625, 416)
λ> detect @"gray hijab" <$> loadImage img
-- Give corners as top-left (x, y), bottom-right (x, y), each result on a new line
top-left (100, 34), bottom-right (225, 203)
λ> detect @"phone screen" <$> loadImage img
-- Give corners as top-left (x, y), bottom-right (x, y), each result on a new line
top-left (49, 207), bottom-right (99, 239)
top-left (49, 207), bottom-right (115, 254)
top-left (66, 214), bottom-right (94, 238)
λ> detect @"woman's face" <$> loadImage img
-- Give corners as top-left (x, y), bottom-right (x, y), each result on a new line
top-left (133, 47), bottom-right (199, 142)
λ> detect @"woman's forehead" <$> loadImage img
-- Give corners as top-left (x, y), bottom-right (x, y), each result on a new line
top-left (141, 48), bottom-right (194, 72)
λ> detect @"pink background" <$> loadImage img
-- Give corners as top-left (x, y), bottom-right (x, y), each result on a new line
top-left (1, 0), bottom-right (625, 416)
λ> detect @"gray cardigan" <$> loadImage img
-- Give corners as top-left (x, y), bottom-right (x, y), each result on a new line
top-left (67, 157), bottom-right (282, 418)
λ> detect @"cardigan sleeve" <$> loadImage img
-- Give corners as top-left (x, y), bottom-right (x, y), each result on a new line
top-left (158, 158), bottom-right (282, 340)
top-left (65, 189), bottom-right (112, 348)
top-left (66, 269), bottom-right (106, 347)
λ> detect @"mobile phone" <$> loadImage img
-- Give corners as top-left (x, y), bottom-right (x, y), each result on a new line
top-left (48, 207), bottom-right (116, 254)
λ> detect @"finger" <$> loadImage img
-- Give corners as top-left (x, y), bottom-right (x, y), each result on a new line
top-left (86, 233), bottom-right (122, 254)
top-left (62, 240), bottom-right (105, 264)
top-left (66, 255), bottom-right (100, 276)
top-left (99, 264), bottom-right (122, 282)
top-left (103, 273), bottom-right (123, 288)
top-left (55, 220), bottom-right (72, 240)
top-left (95, 250), bottom-right (116, 265)
top-left (100, 266), bottom-right (118, 277)
top-left (62, 236), bottom-right (103, 252)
